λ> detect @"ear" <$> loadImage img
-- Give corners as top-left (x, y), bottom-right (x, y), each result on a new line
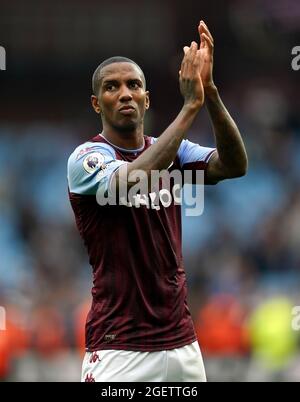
top-left (145, 91), bottom-right (150, 110)
top-left (91, 95), bottom-right (101, 114)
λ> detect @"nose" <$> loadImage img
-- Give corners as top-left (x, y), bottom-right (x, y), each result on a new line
top-left (119, 85), bottom-right (133, 102)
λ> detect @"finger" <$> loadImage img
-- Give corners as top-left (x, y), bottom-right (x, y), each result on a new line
top-left (197, 49), bottom-right (204, 70)
top-left (202, 20), bottom-right (213, 37)
top-left (181, 41), bottom-right (198, 78)
top-left (181, 44), bottom-right (191, 68)
top-left (181, 45), bottom-right (190, 71)
top-left (200, 34), bottom-right (205, 49)
top-left (184, 42), bottom-right (195, 69)
top-left (201, 33), bottom-right (214, 52)
top-left (193, 49), bottom-right (202, 71)
top-left (186, 41), bottom-right (196, 58)
top-left (187, 41), bottom-right (198, 76)
top-left (181, 44), bottom-right (191, 77)
top-left (201, 22), bottom-right (214, 43)
top-left (198, 21), bottom-right (214, 44)
top-left (189, 41), bottom-right (198, 59)
top-left (182, 43), bottom-right (191, 78)
top-left (198, 24), bottom-right (207, 49)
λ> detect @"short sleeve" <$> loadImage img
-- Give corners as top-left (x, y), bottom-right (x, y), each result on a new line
top-left (177, 139), bottom-right (216, 169)
top-left (67, 142), bottom-right (127, 196)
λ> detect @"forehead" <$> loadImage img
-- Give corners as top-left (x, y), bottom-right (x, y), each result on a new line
top-left (100, 62), bottom-right (143, 83)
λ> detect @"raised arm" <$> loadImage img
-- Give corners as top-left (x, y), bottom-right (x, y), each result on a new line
top-left (114, 42), bottom-right (204, 188)
top-left (198, 21), bottom-right (248, 184)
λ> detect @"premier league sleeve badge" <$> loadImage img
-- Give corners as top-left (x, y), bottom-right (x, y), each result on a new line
top-left (83, 152), bottom-right (106, 174)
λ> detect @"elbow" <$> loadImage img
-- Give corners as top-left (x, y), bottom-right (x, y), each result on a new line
top-left (231, 152), bottom-right (248, 178)
top-left (229, 161), bottom-right (248, 178)
top-left (224, 154), bottom-right (248, 178)
top-left (234, 168), bottom-right (247, 178)
top-left (240, 156), bottom-right (249, 177)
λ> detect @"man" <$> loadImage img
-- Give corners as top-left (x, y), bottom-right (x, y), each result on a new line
top-left (67, 21), bottom-right (247, 382)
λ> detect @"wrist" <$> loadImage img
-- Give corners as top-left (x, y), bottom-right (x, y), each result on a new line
top-left (183, 100), bottom-right (203, 114)
top-left (204, 83), bottom-right (218, 97)
top-left (176, 102), bottom-right (201, 129)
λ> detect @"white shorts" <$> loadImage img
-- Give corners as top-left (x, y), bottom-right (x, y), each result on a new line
top-left (81, 341), bottom-right (206, 382)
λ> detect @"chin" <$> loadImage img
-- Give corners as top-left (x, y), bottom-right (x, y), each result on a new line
top-left (114, 121), bottom-right (138, 132)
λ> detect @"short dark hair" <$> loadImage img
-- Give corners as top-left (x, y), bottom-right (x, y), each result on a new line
top-left (92, 56), bottom-right (146, 96)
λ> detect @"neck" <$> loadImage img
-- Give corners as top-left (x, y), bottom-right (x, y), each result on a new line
top-left (101, 124), bottom-right (144, 150)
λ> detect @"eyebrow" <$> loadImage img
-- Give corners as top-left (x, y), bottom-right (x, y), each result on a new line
top-left (102, 78), bottom-right (143, 86)
top-left (102, 79), bottom-right (119, 86)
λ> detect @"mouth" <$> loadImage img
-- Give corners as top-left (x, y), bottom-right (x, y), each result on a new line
top-left (118, 105), bottom-right (136, 115)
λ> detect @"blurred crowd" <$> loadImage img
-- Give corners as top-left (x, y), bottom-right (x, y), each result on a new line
top-left (0, 80), bottom-right (300, 381)
top-left (1, 0), bottom-right (300, 382)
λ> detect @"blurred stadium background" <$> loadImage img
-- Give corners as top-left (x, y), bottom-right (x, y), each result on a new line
top-left (1, 0), bottom-right (300, 382)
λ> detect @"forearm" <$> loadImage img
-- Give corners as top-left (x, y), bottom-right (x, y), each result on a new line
top-left (115, 40), bottom-right (204, 189)
top-left (115, 103), bottom-right (200, 190)
top-left (205, 85), bottom-right (248, 176)
top-left (114, 104), bottom-right (201, 192)
top-left (130, 104), bottom-right (199, 173)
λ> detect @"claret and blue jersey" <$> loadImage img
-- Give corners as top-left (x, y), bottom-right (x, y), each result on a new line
top-left (67, 133), bottom-right (215, 352)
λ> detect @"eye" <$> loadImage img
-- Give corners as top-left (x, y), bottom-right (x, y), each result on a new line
top-left (129, 81), bottom-right (142, 89)
top-left (106, 84), bottom-right (116, 92)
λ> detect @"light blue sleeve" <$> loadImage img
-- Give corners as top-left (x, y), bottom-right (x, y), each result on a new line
top-left (177, 139), bottom-right (216, 168)
top-left (67, 142), bottom-right (127, 196)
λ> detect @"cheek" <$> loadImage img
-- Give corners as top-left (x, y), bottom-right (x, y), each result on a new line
top-left (100, 95), bottom-right (115, 112)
